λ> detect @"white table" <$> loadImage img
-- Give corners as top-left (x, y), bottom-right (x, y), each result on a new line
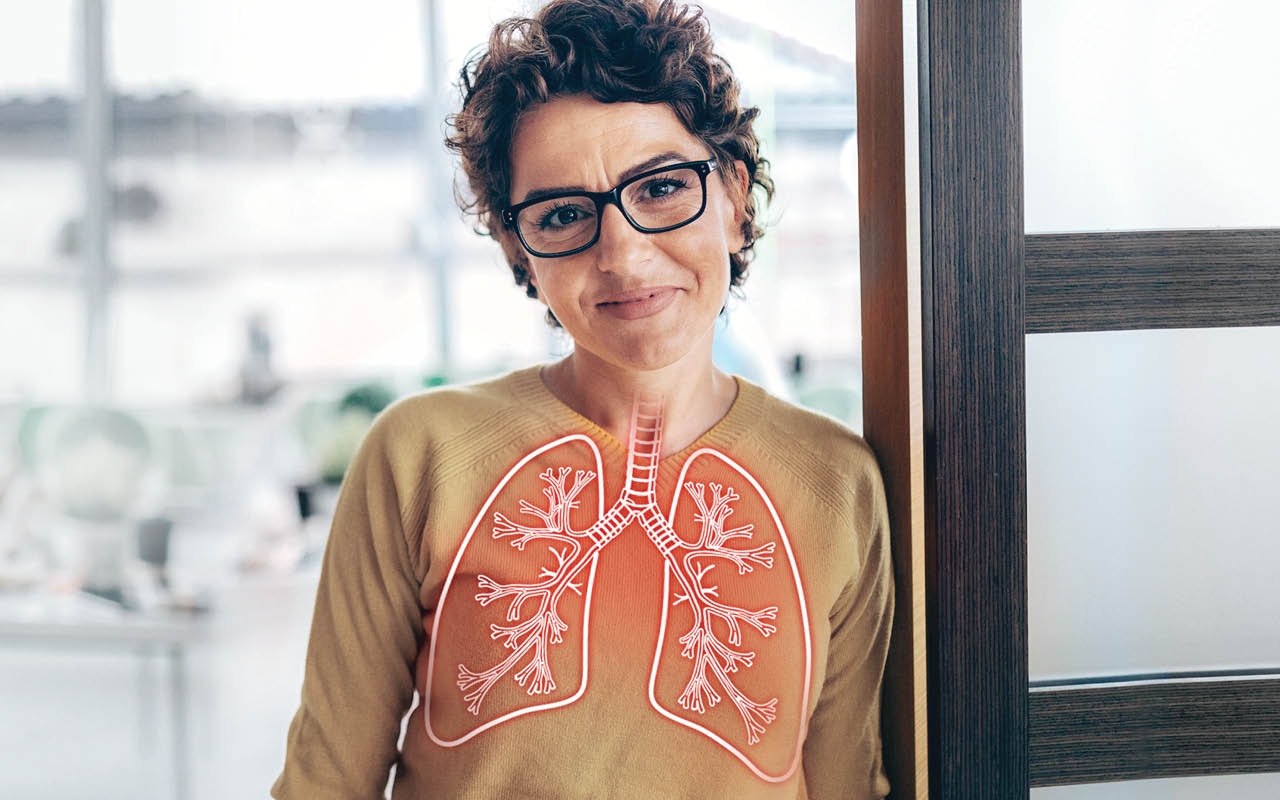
top-left (0, 590), bottom-right (211, 800)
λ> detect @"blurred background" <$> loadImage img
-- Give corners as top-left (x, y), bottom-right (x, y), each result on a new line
top-left (0, 1), bottom-right (862, 797)
top-left (3, 1), bottom-right (1278, 798)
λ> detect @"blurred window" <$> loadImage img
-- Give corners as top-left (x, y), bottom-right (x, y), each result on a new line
top-left (2, 0), bottom-right (863, 421)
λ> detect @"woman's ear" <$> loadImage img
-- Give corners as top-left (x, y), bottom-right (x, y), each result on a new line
top-left (724, 159), bottom-right (751, 251)
top-left (498, 230), bottom-right (543, 300)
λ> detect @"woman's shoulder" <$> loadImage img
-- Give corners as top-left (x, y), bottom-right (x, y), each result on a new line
top-left (739, 378), bottom-right (884, 519)
top-left (746, 379), bottom-right (878, 470)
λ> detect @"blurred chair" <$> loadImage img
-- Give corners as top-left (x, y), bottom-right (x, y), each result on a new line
top-left (24, 406), bottom-right (163, 605)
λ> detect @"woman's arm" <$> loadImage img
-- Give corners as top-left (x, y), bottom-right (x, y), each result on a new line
top-left (801, 455), bottom-right (896, 800)
top-left (271, 411), bottom-right (425, 798)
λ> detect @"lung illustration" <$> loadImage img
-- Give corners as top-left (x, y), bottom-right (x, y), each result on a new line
top-left (647, 446), bottom-right (812, 783)
top-left (425, 434), bottom-right (607, 746)
top-left (424, 395), bottom-right (811, 783)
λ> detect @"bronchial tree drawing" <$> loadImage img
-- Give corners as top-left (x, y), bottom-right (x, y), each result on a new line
top-left (456, 466), bottom-right (598, 713)
top-left (669, 480), bottom-right (779, 743)
top-left (426, 393), bottom-right (812, 783)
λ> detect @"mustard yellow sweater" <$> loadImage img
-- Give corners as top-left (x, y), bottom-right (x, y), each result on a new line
top-left (272, 364), bottom-right (893, 799)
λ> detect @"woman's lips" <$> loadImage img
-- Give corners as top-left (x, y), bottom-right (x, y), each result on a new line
top-left (597, 287), bottom-right (678, 320)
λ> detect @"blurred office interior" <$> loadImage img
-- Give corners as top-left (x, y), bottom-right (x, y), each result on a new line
top-left (0, 2), bottom-right (862, 797)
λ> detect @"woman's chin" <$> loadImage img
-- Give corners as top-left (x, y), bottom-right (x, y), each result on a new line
top-left (584, 328), bottom-right (712, 374)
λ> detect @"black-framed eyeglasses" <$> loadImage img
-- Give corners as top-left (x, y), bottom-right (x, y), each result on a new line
top-left (500, 158), bottom-right (719, 258)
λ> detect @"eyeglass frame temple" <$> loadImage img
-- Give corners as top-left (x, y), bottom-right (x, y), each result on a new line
top-left (499, 158), bottom-right (719, 259)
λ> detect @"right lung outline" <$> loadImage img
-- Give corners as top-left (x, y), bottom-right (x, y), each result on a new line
top-left (424, 434), bottom-right (605, 747)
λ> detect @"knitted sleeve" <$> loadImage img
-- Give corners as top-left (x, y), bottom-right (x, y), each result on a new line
top-left (271, 410), bottom-right (426, 799)
top-left (800, 452), bottom-right (895, 799)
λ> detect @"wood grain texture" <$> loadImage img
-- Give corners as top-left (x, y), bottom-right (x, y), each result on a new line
top-left (918, 0), bottom-right (1029, 797)
top-left (1026, 229), bottom-right (1280, 333)
top-left (856, 0), bottom-right (929, 797)
top-left (1030, 679), bottom-right (1280, 786)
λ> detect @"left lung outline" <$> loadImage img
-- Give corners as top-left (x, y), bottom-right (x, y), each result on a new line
top-left (647, 446), bottom-right (812, 783)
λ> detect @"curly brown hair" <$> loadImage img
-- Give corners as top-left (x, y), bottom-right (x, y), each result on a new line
top-left (445, 0), bottom-right (774, 327)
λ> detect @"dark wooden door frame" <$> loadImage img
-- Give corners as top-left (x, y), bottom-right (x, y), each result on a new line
top-left (915, 0), bottom-right (1029, 796)
top-left (856, 0), bottom-right (1028, 796)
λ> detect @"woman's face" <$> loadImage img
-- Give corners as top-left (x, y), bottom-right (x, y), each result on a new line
top-left (507, 94), bottom-right (745, 373)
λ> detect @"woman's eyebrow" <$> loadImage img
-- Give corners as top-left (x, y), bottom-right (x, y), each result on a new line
top-left (517, 151), bottom-right (690, 204)
top-left (617, 151), bottom-right (688, 183)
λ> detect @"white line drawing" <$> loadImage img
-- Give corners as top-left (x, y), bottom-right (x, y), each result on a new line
top-left (425, 394), bottom-right (811, 782)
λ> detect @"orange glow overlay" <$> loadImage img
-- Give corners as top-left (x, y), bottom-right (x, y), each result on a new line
top-left (424, 394), bottom-right (811, 782)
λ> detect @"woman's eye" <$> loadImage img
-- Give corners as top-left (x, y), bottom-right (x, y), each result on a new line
top-left (644, 178), bottom-right (687, 199)
top-left (539, 204), bottom-right (589, 229)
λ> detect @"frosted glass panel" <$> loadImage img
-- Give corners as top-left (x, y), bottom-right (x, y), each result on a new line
top-left (1023, 0), bottom-right (1280, 233)
top-left (1032, 773), bottom-right (1280, 799)
top-left (1027, 327), bottom-right (1280, 679)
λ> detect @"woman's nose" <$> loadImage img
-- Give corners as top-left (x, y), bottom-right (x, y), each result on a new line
top-left (593, 202), bottom-right (652, 272)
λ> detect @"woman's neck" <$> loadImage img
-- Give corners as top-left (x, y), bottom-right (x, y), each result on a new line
top-left (540, 348), bottom-right (738, 459)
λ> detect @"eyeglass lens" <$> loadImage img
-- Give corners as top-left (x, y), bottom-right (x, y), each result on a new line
top-left (515, 165), bottom-right (705, 256)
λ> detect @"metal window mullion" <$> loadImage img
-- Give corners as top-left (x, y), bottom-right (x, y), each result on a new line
top-left (419, 0), bottom-right (454, 378)
top-left (78, 0), bottom-right (112, 404)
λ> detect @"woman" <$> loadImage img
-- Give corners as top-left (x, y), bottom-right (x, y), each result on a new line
top-left (272, 2), bottom-right (893, 798)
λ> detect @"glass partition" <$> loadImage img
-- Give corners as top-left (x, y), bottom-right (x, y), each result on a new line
top-left (1027, 326), bottom-right (1280, 679)
top-left (1024, 0), bottom-right (1280, 233)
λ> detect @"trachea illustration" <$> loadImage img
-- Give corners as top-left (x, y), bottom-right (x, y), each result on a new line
top-left (425, 393), bottom-right (811, 782)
